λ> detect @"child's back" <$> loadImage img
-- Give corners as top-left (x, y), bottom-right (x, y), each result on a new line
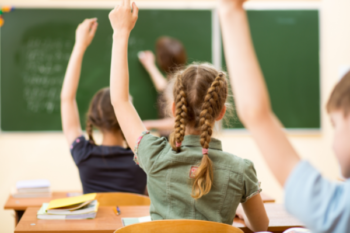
top-left (71, 135), bottom-right (146, 194)
top-left (136, 134), bottom-right (259, 224)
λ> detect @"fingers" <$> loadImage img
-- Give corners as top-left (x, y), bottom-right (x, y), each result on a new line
top-left (132, 2), bottom-right (139, 19)
top-left (80, 18), bottom-right (97, 28)
top-left (138, 51), bottom-right (145, 59)
top-left (89, 21), bottom-right (98, 37)
top-left (124, 0), bottom-right (131, 7)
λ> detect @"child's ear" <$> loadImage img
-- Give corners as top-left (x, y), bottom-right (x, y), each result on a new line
top-left (172, 102), bottom-right (176, 117)
top-left (216, 105), bottom-right (227, 121)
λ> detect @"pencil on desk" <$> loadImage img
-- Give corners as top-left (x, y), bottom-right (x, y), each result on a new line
top-left (114, 206), bottom-right (121, 215)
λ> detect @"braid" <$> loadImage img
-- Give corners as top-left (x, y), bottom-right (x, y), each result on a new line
top-left (86, 120), bottom-right (95, 144)
top-left (192, 72), bottom-right (226, 199)
top-left (171, 73), bottom-right (188, 152)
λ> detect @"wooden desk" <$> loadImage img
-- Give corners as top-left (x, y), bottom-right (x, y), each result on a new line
top-left (15, 204), bottom-right (302, 233)
top-left (4, 192), bottom-right (274, 211)
top-left (4, 192), bottom-right (81, 211)
top-left (5, 191), bottom-right (274, 226)
top-left (4, 191), bottom-right (274, 224)
top-left (4, 191), bottom-right (82, 224)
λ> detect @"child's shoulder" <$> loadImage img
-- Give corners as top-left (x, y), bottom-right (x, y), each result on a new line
top-left (216, 150), bottom-right (256, 174)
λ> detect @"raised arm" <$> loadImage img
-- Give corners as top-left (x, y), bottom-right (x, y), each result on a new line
top-left (218, 0), bottom-right (300, 186)
top-left (109, 0), bottom-right (145, 151)
top-left (138, 51), bottom-right (167, 92)
top-left (60, 18), bottom-right (98, 144)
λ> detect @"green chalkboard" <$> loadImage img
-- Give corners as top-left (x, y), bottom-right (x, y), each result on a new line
top-left (1, 9), bottom-right (212, 131)
top-left (223, 10), bottom-right (320, 129)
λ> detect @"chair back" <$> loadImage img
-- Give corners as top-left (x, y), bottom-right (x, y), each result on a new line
top-left (96, 192), bottom-right (150, 206)
top-left (114, 220), bottom-right (244, 233)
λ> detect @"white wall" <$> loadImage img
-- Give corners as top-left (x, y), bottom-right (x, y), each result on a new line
top-left (1, 0), bottom-right (349, 232)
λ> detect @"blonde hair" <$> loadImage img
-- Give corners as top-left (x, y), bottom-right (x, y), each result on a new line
top-left (170, 63), bottom-right (228, 199)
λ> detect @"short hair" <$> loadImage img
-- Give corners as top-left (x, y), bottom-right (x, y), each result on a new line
top-left (327, 71), bottom-right (350, 116)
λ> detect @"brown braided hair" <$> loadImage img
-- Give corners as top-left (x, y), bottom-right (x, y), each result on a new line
top-left (170, 63), bottom-right (228, 199)
top-left (86, 87), bottom-right (126, 145)
top-left (172, 72), bottom-right (188, 152)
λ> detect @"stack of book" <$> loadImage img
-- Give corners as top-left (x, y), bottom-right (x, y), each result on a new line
top-left (11, 179), bottom-right (51, 198)
top-left (37, 193), bottom-right (98, 220)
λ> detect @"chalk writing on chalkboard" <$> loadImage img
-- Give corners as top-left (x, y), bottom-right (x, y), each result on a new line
top-left (19, 37), bottom-right (73, 113)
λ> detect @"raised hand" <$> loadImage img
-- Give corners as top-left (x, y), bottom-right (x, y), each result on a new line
top-left (109, 0), bottom-right (139, 35)
top-left (138, 51), bottom-right (156, 70)
top-left (75, 18), bottom-right (98, 50)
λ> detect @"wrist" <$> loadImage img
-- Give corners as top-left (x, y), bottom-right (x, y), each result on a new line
top-left (73, 43), bottom-right (87, 53)
top-left (113, 31), bottom-right (131, 40)
top-left (145, 63), bottom-right (157, 72)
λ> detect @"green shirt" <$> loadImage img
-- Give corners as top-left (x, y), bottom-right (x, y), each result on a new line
top-left (136, 133), bottom-right (261, 225)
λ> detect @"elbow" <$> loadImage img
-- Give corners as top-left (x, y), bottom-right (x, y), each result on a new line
top-left (111, 98), bottom-right (128, 111)
top-left (60, 93), bottom-right (74, 103)
top-left (263, 217), bottom-right (270, 231)
top-left (251, 217), bottom-right (270, 232)
top-left (111, 94), bottom-right (131, 109)
top-left (111, 101), bottom-right (119, 110)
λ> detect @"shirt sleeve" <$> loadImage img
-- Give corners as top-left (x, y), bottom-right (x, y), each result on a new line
top-left (241, 159), bottom-right (262, 203)
top-left (70, 136), bottom-right (94, 166)
top-left (285, 160), bottom-right (350, 233)
top-left (134, 132), bottom-right (169, 174)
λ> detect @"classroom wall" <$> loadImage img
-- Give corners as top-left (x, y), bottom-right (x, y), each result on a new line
top-left (0, 0), bottom-right (348, 232)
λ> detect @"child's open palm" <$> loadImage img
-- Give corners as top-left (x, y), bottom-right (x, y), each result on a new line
top-left (75, 18), bottom-right (98, 50)
top-left (109, 0), bottom-right (139, 34)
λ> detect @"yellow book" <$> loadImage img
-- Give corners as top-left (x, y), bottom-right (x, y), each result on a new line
top-left (47, 193), bottom-right (96, 210)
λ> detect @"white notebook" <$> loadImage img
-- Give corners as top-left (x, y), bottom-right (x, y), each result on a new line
top-left (16, 179), bottom-right (50, 189)
top-left (122, 216), bottom-right (151, 226)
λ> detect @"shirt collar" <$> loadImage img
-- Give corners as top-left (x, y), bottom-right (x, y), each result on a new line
top-left (181, 135), bottom-right (222, 151)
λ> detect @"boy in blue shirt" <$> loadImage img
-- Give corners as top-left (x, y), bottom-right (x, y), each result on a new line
top-left (219, 0), bottom-right (350, 232)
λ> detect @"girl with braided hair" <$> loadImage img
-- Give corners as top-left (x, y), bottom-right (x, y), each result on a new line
top-left (109, 1), bottom-right (267, 231)
top-left (61, 18), bottom-right (146, 195)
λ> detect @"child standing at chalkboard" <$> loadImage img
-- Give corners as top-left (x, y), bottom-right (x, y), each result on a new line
top-left (60, 18), bottom-right (146, 194)
top-left (108, 1), bottom-right (268, 231)
top-left (138, 37), bottom-right (187, 137)
top-left (219, 0), bottom-right (350, 232)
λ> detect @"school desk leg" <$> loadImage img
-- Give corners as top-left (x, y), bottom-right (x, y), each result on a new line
top-left (15, 210), bottom-right (25, 225)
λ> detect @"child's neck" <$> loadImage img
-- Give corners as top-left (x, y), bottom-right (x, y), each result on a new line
top-left (185, 127), bottom-right (201, 135)
top-left (101, 130), bottom-right (125, 147)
